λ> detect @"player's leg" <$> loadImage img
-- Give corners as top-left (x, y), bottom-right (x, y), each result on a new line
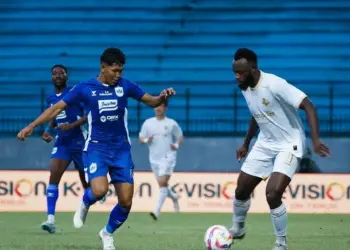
top-left (72, 151), bottom-right (108, 204)
top-left (230, 144), bottom-right (275, 239)
top-left (99, 150), bottom-right (134, 250)
top-left (73, 150), bottom-right (108, 228)
top-left (151, 163), bottom-right (178, 220)
top-left (267, 152), bottom-right (300, 250)
top-left (41, 146), bottom-right (71, 234)
top-left (229, 171), bottom-right (261, 238)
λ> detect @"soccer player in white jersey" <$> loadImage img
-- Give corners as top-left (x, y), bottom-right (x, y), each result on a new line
top-left (139, 101), bottom-right (183, 220)
top-left (229, 48), bottom-right (330, 250)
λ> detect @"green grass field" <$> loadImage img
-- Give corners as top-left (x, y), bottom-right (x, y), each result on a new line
top-left (0, 212), bottom-right (349, 250)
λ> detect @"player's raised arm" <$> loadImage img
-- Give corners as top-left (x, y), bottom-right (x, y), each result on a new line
top-left (140, 88), bottom-right (176, 108)
top-left (17, 100), bottom-right (67, 141)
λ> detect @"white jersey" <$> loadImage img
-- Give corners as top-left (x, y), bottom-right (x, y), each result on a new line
top-left (139, 117), bottom-right (183, 164)
top-left (242, 71), bottom-right (307, 158)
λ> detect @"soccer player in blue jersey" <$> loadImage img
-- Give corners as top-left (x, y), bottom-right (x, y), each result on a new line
top-left (40, 64), bottom-right (88, 234)
top-left (17, 48), bottom-right (175, 250)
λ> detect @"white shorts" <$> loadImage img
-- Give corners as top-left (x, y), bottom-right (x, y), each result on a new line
top-left (241, 144), bottom-right (301, 180)
top-left (151, 159), bottom-right (175, 178)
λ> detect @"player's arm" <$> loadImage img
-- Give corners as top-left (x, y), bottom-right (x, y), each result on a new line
top-left (42, 119), bottom-right (56, 143)
top-left (236, 116), bottom-right (258, 160)
top-left (243, 116), bottom-right (259, 147)
top-left (57, 116), bottom-right (87, 131)
top-left (128, 80), bottom-right (176, 107)
top-left (17, 101), bottom-right (67, 141)
top-left (18, 83), bottom-right (84, 141)
top-left (171, 121), bottom-right (184, 150)
top-left (299, 98), bottom-right (330, 157)
top-left (272, 80), bottom-right (330, 157)
top-left (140, 89), bottom-right (175, 108)
top-left (139, 121), bottom-right (152, 144)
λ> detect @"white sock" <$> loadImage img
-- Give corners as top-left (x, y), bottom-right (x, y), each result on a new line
top-left (233, 199), bottom-right (251, 229)
top-left (270, 203), bottom-right (287, 246)
top-left (167, 186), bottom-right (178, 200)
top-left (154, 187), bottom-right (168, 217)
top-left (48, 214), bottom-right (55, 224)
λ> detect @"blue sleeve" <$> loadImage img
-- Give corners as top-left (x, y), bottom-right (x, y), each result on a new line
top-left (128, 81), bottom-right (146, 101)
top-left (62, 83), bottom-right (85, 106)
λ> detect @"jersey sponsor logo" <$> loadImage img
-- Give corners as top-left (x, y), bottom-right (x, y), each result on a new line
top-left (98, 99), bottom-right (118, 113)
top-left (56, 110), bottom-right (67, 120)
top-left (92, 91), bottom-right (97, 96)
top-left (115, 87), bottom-right (124, 97)
top-left (253, 111), bottom-right (275, 119)
top-left (100, 115), bottom-right (119, 122)
top-left (99, 91), bottom-right (113, 96)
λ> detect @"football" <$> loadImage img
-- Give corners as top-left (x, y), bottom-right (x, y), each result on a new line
top-left (204, 225), bottom-right (233, 250)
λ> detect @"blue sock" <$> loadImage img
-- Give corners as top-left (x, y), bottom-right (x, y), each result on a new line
top-left (105, 204), bottom-right (130, 234)
top-left (83, 187), bottom-right (98, 207)
top-left (47, 184), bottom-right (59, 215)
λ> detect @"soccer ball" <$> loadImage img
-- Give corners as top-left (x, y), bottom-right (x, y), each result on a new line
top-left (204, 225), bottom-right (233, 250)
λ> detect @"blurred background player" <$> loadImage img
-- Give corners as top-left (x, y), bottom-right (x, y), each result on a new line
top-left (40, 65), bottom-right (88, 234)
top-left (17, 48), bottom-right (176, 250)
top-left (139, 101), bottom-right (183, 221)
top-left (230, 48), bottom-right (330, 250)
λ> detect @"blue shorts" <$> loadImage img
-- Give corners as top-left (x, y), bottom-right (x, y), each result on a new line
top-left (50, 138), bottom-right (84, 172)
top-left (82, 148), bottom-right (134, 184)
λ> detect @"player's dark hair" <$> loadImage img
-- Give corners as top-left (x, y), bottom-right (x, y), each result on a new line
top-left (100, 48), bottom-right (126, 65)
top-left (51, 64), bottom-right (67, 73)
top-left (234, 48), bottom-right (258, 65)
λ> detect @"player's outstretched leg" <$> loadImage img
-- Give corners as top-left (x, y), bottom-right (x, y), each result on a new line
top-left (74, 176), bottom-right (107, 228)
top-left (266, 172), bottom-right (291, 250)
top-left (229, 171), bottom-right (261, 239)
top-left (41, 158), bottom-right (70, 234)
top-left (100, 182), bottom-right (133, 250)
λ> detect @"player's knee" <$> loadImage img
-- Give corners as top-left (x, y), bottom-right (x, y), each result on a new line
top-left (91, 185), bottom-right (108, 199)
top-left (118, 197), bottom-right (132, 209)
top-left (235, 186), bottom-right (250, 201)
top-left (266, 189), bottom-right (283, 206)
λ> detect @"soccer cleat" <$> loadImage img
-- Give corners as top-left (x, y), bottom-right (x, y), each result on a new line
top-left (41, 221), bottom-right (56, 234)
top-left (99, 229), bottom-right (115, 250)
top-left (272, 243), bottom-right (287, 250)
top-left (73, 201), bottom-right (89, 228)
top-left (228, 226), bottom-right (245, 239)
top-left (149, 212), bottom-right (158, 221)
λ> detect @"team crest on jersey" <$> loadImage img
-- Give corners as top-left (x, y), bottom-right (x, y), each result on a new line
top-left (262, 98), bottom-right (270, 106)
top-left (115, 87), bottom-right (124, 97)
top-left (89, 162), bottom-right (97, 173)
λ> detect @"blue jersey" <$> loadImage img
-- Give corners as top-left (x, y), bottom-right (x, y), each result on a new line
top-left (47, 87), bottom-right (86, 142)
top-left (62, 77), bottom-right (145, 151)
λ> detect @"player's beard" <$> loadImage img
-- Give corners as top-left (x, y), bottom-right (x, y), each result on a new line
top-left (238, 72), bottom-right (255, 91)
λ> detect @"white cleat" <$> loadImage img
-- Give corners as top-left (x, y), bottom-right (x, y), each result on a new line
top-left (272, 243), bottom-right (287, 250)
top-left (73, 201), bottom-right (89, 228)
top-left (99, 229), bottom-right (116, 250)
top-left (228, 226), bottom-right (245, 239)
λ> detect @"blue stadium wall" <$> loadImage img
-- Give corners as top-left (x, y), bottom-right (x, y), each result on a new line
top-left (0, 137), bottom-right (348, 173)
